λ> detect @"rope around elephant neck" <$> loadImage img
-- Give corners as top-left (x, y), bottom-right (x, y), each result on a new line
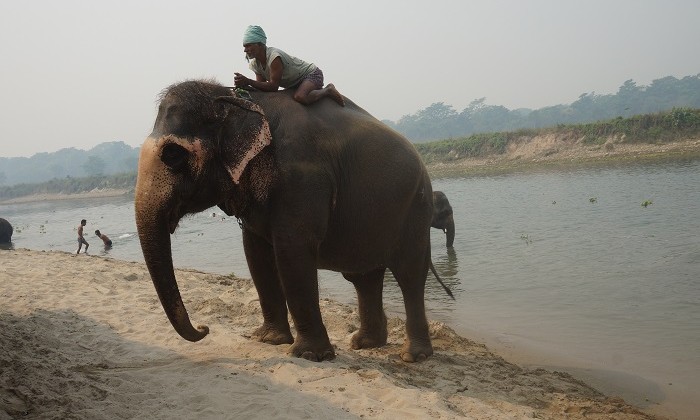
top-left (225, 87), bottom-right (253, 101)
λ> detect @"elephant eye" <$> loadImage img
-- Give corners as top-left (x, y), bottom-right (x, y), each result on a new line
top-left (161, 143), bottom-right (189, 171)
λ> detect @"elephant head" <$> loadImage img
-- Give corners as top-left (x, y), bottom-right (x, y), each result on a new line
top-left (0, 218), bottom-right (13, 244)
top-left (134, 81), bottom-right (274, 342)
top-left (431, 191), bottom-right (455, 247)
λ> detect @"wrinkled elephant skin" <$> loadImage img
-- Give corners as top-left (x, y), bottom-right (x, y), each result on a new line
top-left (135, 81), bottom-right (436, 362)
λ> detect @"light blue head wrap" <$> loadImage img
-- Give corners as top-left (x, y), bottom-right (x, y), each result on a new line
top-left (243, 25), bottom-right (267, 45)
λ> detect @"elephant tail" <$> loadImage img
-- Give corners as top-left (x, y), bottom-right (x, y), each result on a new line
top-left (429, 260), bottom-right (455, 300)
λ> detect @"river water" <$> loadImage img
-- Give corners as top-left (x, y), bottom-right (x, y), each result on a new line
top-left (2, 160), bottom-right (699, 417)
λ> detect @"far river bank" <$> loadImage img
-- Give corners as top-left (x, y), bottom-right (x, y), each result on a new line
top-left (426, 137), bottom-right (700, 178)
top-left (1, 138), bottom-right (699, 205)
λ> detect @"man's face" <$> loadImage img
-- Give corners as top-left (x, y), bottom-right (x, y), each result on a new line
top-left (243, 43), bottom-right (262, 59)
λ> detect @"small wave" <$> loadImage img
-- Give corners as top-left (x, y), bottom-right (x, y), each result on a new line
top-left (118, 233), bottom-right (134, 239)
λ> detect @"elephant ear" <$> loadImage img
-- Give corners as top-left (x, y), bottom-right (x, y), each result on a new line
top-left (214, 96), bottom-right (272, 185)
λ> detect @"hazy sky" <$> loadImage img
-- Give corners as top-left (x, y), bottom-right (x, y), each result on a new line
top-left (1, 1), bottom-right (699, 158)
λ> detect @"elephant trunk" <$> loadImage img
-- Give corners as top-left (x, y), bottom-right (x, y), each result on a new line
top-left (135, 194), bottom-right (209, 342)
top-left (445, 215), bottom-right (455, 248)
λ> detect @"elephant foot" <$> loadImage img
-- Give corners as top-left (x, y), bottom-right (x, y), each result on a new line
top-left (350, 330), bottom-right (388, 350)
top-left (289, 336), bottom-right (336, 362)
top-left (252, 323), bottom-right (293, 345)
top-left (400, 339), bottom-right (433, 363)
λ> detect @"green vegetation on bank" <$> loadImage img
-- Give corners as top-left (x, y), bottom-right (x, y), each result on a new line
top-left (1, 108), bottom-right (699, 202)
top-left (415, 107), bottom-right (700, 163)
top-left (389, 74), bottom-right (700, 142)
top-left (0, 173), bottom-right (136, 202)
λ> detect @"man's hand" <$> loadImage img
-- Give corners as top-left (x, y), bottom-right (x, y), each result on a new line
top-left (234, 72), bottom-right (250, 87)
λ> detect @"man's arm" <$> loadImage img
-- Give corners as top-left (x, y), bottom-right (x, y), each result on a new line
top-left (236, 57), bottom-right (283, 92)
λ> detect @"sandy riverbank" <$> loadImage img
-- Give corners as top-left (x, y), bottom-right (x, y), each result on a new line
top-left (0, 189), bottom-right (132, 205)
top-left (0, 249), bottom-right (660, 419)
top-left (426, 138), bottom-right (700, 177)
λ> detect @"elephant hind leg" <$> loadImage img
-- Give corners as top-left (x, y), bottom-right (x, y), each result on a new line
top-left (390, 252), bottom-right (433, 362)
top-left (344, 268), bottom-right (388, 349)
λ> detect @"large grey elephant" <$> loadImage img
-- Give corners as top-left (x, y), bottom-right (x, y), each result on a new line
top-left (135, 80), bottom-right (437, 362)
top-left (431, 191), bottom-right (455, 247)
top-left (0, 218), bottom-right (12, 243)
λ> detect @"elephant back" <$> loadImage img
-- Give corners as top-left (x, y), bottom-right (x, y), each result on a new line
top-left (252, 90), bottom-right (422, 172)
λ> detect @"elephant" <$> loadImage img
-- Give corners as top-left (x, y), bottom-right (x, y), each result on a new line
top-left (431, 191), bottom-right (455, 247)
top-left (0, 218), bottom-right (12, 243)
top-left (135, 80), bottom-right (438, 362)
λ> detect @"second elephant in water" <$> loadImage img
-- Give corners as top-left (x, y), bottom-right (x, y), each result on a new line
top-left (431, 191), bottom-right (455, 247)
top-left (0, 218), bottom-right (13, 243)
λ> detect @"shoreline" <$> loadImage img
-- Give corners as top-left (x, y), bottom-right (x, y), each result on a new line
top-left (458, 323), bottom-right (689, 419)
top-left (1, 249), bottom-right (662, 419)
top-left (2, 139), bottom-right (699, 206)
top-left (0, 188), bottom-right (132, 205)
top-left (425, 138), bottom-right (700, 178)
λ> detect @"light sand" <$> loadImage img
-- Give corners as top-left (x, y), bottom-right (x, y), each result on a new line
top-left (1, 249), bottom-right (658, 419)
top-left (0, 189), bottom-right (131, 205)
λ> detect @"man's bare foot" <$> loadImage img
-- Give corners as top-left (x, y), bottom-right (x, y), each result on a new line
top-left (325, 83), bottom-right (345, 106)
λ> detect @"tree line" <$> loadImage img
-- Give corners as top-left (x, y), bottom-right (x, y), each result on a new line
top-left (0, 141), bottom-right (139, 186)
top-left (1, 74), bottom-right (698, 189)
top-left (0, 172), bottom-right (136, 202)
top-left (384, 74), bottom-right (700, 142)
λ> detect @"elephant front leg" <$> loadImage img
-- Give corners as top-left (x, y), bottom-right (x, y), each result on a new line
top-left (344, 269), bottom-right (388, 349)
top-left (275, 242), bottom-right (335, 362)
top-left (243, 231), bottom-right (293, 345)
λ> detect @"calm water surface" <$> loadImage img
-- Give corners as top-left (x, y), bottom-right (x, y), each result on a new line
top-left (2, 160), bottom-right (699, 417)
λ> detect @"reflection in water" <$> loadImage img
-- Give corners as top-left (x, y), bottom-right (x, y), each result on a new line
top-left (427, 247), bottom-right (461, 302)
top-left (434, 247), bottom-right (459, 278)
top-left (380, 246), bottom-right (462, 312)
top-left (97, 244), bottom-right (113, 256)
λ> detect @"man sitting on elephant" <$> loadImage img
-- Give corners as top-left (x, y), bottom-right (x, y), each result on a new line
top-left (233, 25), bottom-right (345, 107)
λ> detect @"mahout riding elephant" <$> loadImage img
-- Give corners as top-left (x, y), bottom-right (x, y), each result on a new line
top-left (135, 80), bottom-right (437, 362)
top-left (431, 191), bottom-right (455, 247)
top-left (0, 218), bottom-right (13, 243)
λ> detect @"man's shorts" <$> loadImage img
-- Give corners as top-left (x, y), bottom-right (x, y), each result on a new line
top-left (302, 67), bottom-right (324, 90)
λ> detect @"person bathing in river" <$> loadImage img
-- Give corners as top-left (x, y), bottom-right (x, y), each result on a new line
top-left (95, 230), bottom-right (112, 248)
top-left (234, 25), bottom-right (345, 106)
